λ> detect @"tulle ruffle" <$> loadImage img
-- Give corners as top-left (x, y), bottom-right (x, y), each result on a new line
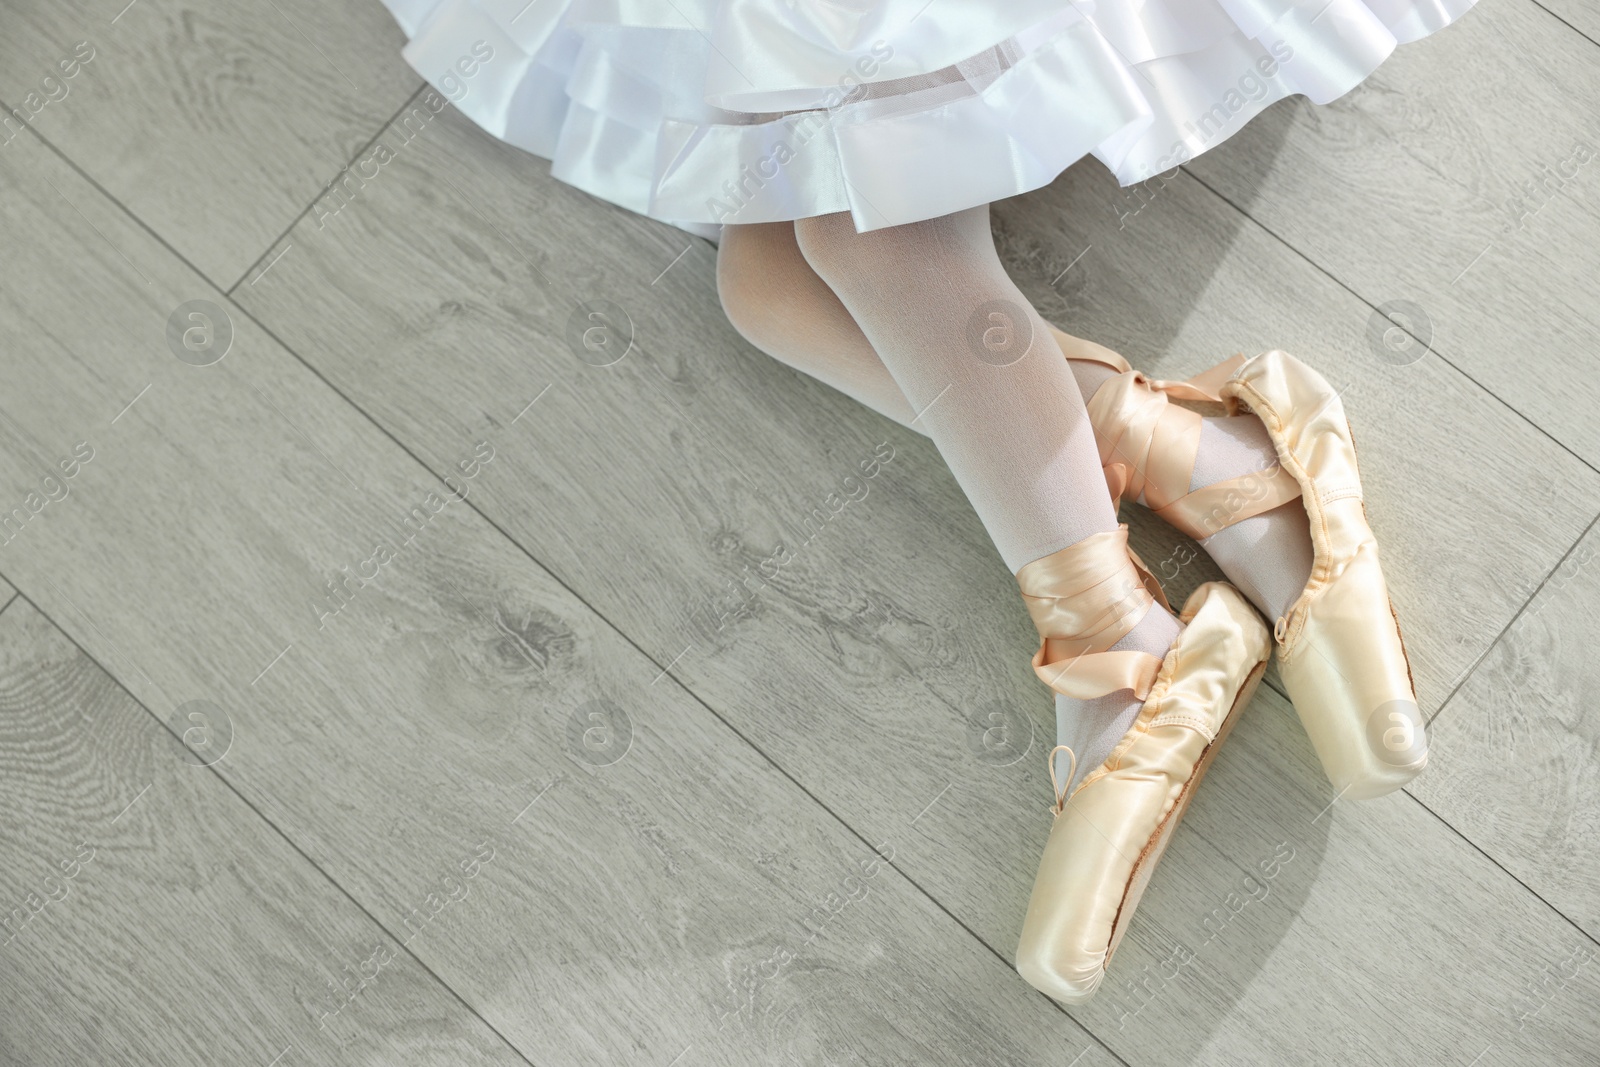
top-left (380, 0), bottom-right (1475, 235)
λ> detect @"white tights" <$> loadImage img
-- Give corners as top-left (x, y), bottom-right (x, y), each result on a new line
top-left (721, 210), bottom-right (1183, 789)
top-left (718, 216), bottom-right (1312, 626)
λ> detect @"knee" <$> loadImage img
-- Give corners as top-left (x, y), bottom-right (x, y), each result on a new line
top-left (716, 226), bottom-right (774, 351)
top-left (791, 210), bottom-right (860, 288)
top-left (718, 221), bottom-right (826, 353)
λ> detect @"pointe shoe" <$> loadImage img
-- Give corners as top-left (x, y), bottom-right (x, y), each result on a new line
top-left (1054, 330), bottom-right (1427, 800)
top-left (1012, 526), bottom-right (1269, 1002)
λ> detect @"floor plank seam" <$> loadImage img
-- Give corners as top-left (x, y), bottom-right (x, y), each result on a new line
top-left (9, 71), bottom-right (1579, 733)
top-left (0, 155), bottom-right (1131, 1051)
top-left (72, 164), bottom-right (1571, 1059)
top-left (0, 579), bottom-right (547, 1067)
top-left (1529, 0), bottom-right (1600, 51)
top-left (0, 556), bottom-right (1131, 1066)
top-left (1403, 788), bottom-right (1600, 952)
top-left (225, 82), bottom-right (430, 295)
top-left (0, 113), bottom-right (256, 305)
top-left (1422, 504), bottom-right (1600, 731)
top-left (1178, 165), bottom-right (1600, 484)
top-left (0, 80), bottom-right (426, 301)
top-left (1182, 698), bottom-right (1600, 956)
top-left (209, 296), bottom-right (1133, 1065)
top-left (3, 17), bottom-right (1594, 1053)
top-left (0, 121), bottom-right (1128, 1053)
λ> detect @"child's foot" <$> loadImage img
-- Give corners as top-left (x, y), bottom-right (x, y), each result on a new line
top-left (1056, 335), bottom-right (1426, 799)
top-left (1015, 527), bottom-right (1270, 1002)
top-left (1056, 333), bottom-right (1312, 627)
top-left (1054, 603), bottom-right (1182, 794)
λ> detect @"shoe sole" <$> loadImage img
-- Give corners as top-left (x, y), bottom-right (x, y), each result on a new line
top-left (1103, 657), bottom-right (1269, 968)
top-left (1337, 423), bottom-right (1426, 797)
top-left (1237, 366), bottom-right (1425, 801)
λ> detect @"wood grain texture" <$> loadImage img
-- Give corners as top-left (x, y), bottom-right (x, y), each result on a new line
top-left (1537, 0), bottom-right (1600, 52)
top-left (0, 598), bottom-right (530, 1066)
top-left (233, 99), bottom-right (1600, 1061)
top-left (0, 0), bottom-right (419, 287)
top-left (986, 158), bottom-right (1600, 714)
top-left (1073, 684), bottom-right (1600, 1066)
top-left (1410, 518), bottom-right (1600, 941)
top-left (1183, 0), bottom-right (1600, 466)
top-left (0, 105), bottom-right (1118, 1067)
top-left (240, 91), bottom-right (1600, 715)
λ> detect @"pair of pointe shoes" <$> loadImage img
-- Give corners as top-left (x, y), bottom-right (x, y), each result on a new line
top-left (1014, 336), bottom-right (1426, 1004)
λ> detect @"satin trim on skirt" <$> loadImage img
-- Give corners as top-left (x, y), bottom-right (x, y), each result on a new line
top-left (378, 0), bottom-right (1476, 235)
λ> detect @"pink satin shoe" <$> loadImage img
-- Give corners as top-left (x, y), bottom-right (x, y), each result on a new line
top-left (1013, 526), bottom-right (1270, 1002)
top-left (1053, 330), bottom-right (1427, 800)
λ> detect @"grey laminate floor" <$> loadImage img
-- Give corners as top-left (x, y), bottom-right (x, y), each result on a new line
top-left (0, 3), bottom-right (1596, 1065)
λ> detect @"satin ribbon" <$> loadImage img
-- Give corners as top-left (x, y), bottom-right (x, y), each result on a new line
top-left (1075, 348), bottom-right (1304, 538)
top-left (1017, 526), bottom-right (1168, 701)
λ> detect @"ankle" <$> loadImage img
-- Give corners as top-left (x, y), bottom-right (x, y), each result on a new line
top-left (1191, 415), bottom-right (1279, 490)
top-left (1115, 600), bottom-right (1183, 662)
top-left (1053, 603), bottom-right (1182, 794)
top-left (1200, 502), bottom-right (1314, 622)
top-left (1065, 357), bottom-right (1120, 409)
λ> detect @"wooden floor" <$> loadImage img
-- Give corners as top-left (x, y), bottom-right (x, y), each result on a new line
top-left (0, 2), bottom-right (1597, 1064)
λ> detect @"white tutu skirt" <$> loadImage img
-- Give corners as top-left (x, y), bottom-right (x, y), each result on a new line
top-left (378, 0), bottom-right (1475, 236)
